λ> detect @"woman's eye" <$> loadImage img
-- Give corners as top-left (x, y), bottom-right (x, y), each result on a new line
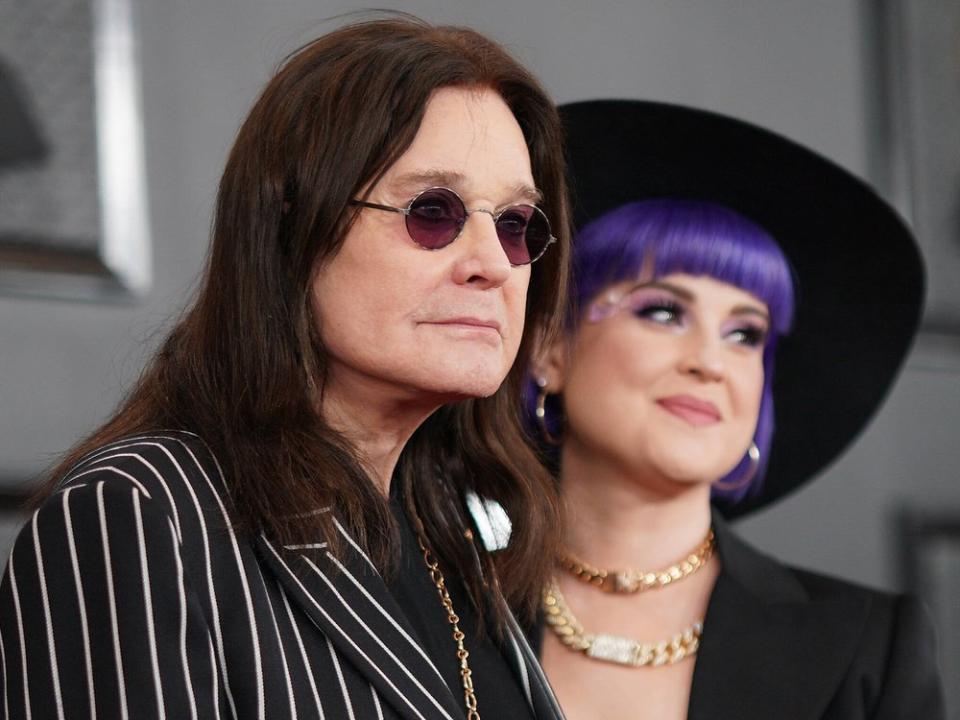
top-left (727, 325), bottom-right (767, 347)
top-left (633, 301), bottom-right (684, 325)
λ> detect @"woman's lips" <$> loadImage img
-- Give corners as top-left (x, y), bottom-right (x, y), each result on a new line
top-left (656, 395), bottom-right (722, 426)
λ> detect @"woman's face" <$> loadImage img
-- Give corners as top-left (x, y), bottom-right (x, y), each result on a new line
top-left (311, 86), bottom-right (536, 403)
top-left (554, 273), bottom-right (768, 486)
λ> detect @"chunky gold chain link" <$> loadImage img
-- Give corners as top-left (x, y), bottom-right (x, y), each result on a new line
top-left (558, 529), bottom-right (715, 593)
top-left (415, 532), bottom-right (481, 720)
top-left (542, 579), bottom-right (702, 668)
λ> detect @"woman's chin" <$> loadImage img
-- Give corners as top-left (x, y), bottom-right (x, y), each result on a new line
top-left (641, 455), bottom-right (728, 490)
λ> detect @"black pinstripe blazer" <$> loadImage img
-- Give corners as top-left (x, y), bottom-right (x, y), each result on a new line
top-left (0, 432), bottom-right (563, 720)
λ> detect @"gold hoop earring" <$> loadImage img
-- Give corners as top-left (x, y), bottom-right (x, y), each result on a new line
top-left (713, 442), bottom-right (760, 491)
top-left (535, 377), bottom-right (561, 446)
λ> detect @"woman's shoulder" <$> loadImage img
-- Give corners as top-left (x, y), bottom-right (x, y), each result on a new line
top-left (788, 565), bottom-right (944, 717)
top-left (783, 564), bottom-right (931, 649)
top-left (721, 520), bottom-right (921, 623)
top-left (712, 523), bottom-right (945, 717)
top-left (715, 517), bottom-right (936, 667)
top-left (786, 563), bottom-right (898, 605)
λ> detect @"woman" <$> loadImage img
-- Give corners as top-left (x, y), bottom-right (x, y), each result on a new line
top-left (0, 18), bottom-right (569, 720)
top-left (528, 100), bottom-right (944, 719)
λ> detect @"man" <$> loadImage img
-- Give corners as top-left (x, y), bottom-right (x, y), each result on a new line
top-left (1, 17), bottom-right (569, 719)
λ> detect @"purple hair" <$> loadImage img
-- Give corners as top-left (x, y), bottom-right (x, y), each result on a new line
top-left (528, 199), bottom-right (795, 502)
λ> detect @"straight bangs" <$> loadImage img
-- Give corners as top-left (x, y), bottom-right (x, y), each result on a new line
top-left (574, 200), bottom-right (794, 334)
top-left (552, 199), bottom-right (797, 502)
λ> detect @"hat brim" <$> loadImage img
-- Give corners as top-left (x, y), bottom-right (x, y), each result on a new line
top-left (559, 99), bottom-right (923, 518)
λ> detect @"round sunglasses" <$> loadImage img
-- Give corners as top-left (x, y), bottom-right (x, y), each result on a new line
top-left (350, 186), bottom-right (556, 266)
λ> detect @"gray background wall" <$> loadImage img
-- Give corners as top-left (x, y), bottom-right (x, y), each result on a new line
top-left (2, 0), bottom-right (959, 600)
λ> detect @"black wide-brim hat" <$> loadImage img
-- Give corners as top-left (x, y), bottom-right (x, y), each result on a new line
top-left (559, 99), bottom-right (924, 518)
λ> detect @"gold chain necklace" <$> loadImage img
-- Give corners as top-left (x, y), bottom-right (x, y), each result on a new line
top-left (542, 579), bottom-right (702, 667)
top-left (414, 526), bottom-right (481, 720)
top-left (558, 529), bottom-right (715, 593)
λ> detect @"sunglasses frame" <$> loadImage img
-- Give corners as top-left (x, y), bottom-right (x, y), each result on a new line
top-left (350, 186), bottom-right (556, 266)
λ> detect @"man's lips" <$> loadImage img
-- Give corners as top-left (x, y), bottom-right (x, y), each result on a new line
top-left (425, 317), bottom-right (502, 334)
top-left (429, 317), bottom-right (500, 333)
top-left (656, 395), bottom-right (722, 426)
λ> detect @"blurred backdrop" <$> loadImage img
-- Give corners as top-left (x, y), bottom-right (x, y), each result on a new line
top-left (1, 0), bottom-right (958, 703)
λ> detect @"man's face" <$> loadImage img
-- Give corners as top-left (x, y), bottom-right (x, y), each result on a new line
top-left (311, 86), bottom-right (536, 406)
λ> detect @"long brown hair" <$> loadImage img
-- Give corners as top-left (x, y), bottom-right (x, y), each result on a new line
top-left (39, 15), bottom-right (570, 620)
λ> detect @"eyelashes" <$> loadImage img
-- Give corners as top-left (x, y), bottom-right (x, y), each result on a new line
top-left (726, 325), bottom-right (768, 348)
top-left (630, 297), bottom-right (685, 325)
top-left (627, 294), bottom-right (768, 347)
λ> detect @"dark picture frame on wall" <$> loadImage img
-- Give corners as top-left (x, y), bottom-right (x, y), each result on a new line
top-left (874, 0), bottom-right (960, 334)
top-left (0, 0), bottom-right (150, 302)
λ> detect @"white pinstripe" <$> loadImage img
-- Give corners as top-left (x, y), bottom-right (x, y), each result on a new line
top-left (279, 582), bottom-right (325, 720)
top-left (206, 632), bottom-right (222, 720)
top-left (63, 487), bottom-right (97, 719)
top-left (254, 564), bottom-right (297, 719)
top-left (67, 465), bottom-right (152, 500)
top-left (32, 512), bottom-right (65, 720)
top-left (133, 490), bottom-right (166, 720)
top-left (96, 481), bottom-right (129, 720)
top-left (167, 520), bottom-right (198, 720)
top-left (6, 560), bottom-right (30, 720)
top-left (325, 636), bottom-right (356, 720)
top-left (0, 600), bottom-right (9, 719)
top-left (333, 518), bottom-right (376, 570)
top-left (370, 684), bottom-right (384, 720)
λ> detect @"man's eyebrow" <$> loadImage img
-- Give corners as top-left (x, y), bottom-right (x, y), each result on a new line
top-left (387, 170), bottom-right (543, 205)
top-left (509, 182), bottom-right (543, 205)
top-left (389, 169), bottom-right (466, 194)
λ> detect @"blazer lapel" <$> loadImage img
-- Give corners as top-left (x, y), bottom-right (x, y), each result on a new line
top-left (501, 611), bottom-right (567, 720)
top-left (254, 519), bottom-right (463, 720)
top-left (458, 532), bottom-right (566, 720)
top-left (688, 515), bottom-right (869, 720)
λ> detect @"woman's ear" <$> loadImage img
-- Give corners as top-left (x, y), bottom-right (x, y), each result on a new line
top-left (531, 336), bottom-right (569, 394)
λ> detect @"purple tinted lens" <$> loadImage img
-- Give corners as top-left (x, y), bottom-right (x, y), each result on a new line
top-left (496, 205), bottom-right (550, 265)
top-left (406, 188), bottom-right (465, 249)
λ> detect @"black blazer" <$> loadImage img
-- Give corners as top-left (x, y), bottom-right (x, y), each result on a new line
top-left (0, 432), bottom-right (563, 720)
top-left (688, 513), bottom-right (945, 719)
top-left (534, 512), bottom-right (944, 719)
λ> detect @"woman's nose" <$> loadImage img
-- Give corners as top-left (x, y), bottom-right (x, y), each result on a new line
top-left (678, 331), bottom-right (725, 382)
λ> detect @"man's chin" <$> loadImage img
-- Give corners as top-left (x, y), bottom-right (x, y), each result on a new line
top-left (414, 370), bottom-right (509, 402)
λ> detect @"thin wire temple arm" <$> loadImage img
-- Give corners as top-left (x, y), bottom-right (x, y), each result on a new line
top-left (350, 200), bottom-right (409, 215)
